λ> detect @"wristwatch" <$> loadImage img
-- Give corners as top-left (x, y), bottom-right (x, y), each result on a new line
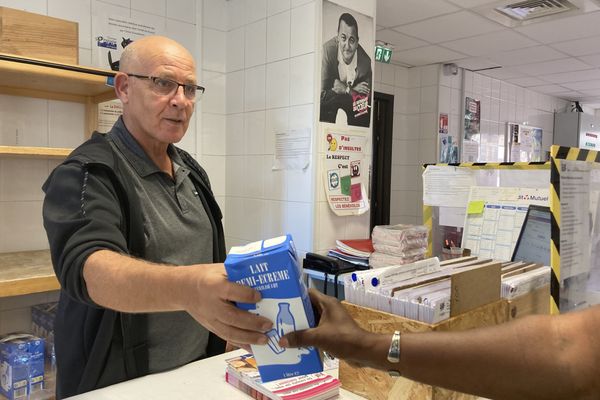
top-left (387, 330), bottom-right (401, 377)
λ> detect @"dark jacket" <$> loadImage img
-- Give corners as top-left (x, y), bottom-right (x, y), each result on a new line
top-left (42, 132), bottom-right (226, 399)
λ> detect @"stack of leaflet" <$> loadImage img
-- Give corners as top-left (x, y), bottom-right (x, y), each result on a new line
top-left (501, 262), bottom-right (551, 299)
top-left (327, 239), bottom-right (373, 268)
top-left (369, 224), bottom-right (428, 268)
top-left (345, 256), bottom-right (501, 324)
top-left (225, 353), bottom-right (340, 400)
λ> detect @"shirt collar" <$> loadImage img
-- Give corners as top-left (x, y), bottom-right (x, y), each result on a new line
top-left (108, 116), bottom-right (185, 178)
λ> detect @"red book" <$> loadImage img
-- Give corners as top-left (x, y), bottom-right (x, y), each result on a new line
top-left (336, 239), bottom-right (374, 257)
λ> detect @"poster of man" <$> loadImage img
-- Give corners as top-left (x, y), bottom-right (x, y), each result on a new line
top-left (320, 2), bottom-right (374, 128)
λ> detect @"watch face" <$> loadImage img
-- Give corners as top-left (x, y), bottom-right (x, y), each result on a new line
top-left (387, 370), bottom-right (401, 377)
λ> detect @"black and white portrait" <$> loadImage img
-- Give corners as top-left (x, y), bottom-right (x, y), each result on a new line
top-left (320, 2), bottom-right (374, 128)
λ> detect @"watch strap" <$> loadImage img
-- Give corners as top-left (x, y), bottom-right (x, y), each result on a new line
top-left (387, 330), bottom-right (401, 363)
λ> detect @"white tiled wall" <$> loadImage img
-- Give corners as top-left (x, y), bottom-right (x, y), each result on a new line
top-left (222, 0), bottom-right (317, 254)
top-left (459, 70), bottom-right (569, 162)
top-left (373, 63), bottom-right (441, 226)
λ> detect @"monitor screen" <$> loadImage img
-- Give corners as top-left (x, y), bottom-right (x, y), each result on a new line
top-left (511, 205), bottom-right (551, 265)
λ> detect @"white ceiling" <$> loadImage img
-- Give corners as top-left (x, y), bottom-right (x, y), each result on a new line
top-left (376, 0), bottom-right (600, 108)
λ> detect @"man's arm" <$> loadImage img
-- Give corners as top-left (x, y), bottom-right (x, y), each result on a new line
top-left (280, 289), bottom-right (600, 400)
top-left (84, 250), bottom-right (272, 345)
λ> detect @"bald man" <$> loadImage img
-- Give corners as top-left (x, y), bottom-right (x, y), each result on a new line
top-left (42, 36), bottom-right (271, 398)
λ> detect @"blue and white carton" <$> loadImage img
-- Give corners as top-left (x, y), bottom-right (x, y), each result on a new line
top-left (224, 234), bottom-right (323, 382)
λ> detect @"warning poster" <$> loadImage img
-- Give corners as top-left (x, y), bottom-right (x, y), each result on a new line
top-left (323, 129), bottom-right (369, 216)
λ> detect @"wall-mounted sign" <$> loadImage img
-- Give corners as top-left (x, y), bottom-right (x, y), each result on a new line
top-left (375, 45), bottom-right (392, 63)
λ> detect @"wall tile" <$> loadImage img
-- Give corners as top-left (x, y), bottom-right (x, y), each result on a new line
top-left (203, 28), bottom-right (226, 73)
top-left (226, 27), bottom-right (245, 73)
top-left (203, 71), bottom-right (226, 114)
top-left (418, 139), bottom-right (437, 165)
top-left (380, 63), bottom-right (395, 86)
top-left (263, 155), bottom-right (287, 200)
top-left (203, 0), bottom-right (227, 31)
top-left (290, 1), bottom-right (315, 57)
top-left (0, 0), bottom-right (46, 13)
top-left (201, 113), bottom-right (226, 156)
top-left (265, 107), bottom-right (289, 154)
top-left (419, 113), bottom-right (437, 141)
top-left (48, 101), bottom-right (86, 148)
top-left (244, 65), bottom-right (266, 111)
top-left (406, 88), bottom-right (420, 114)
top-left (373, 62), bottom-right (383, 84)
top-left (0, 201), bottom-right (47, 252)
top-left (289, 104), bottom-right (313, 131)
top-left (395, 67), bottom-right (409, 88)
top-left (48, 0), bottom-right (92, 50)
top-left (244, 110), bottom-right (266, 155)
top-left (226, 70), bottom-right (245, 114)
top-left (226, 113), bottom-right (244, 156)
top-left (225, 155), bottom-right (244, 197)
top-left (245, 19), bottom-right (267, 68)
top-left (315, 202), bottom-right (345, 251)
top-left (407, 68), bottom-right (421, 88)
top-left (166, 19), bottom-right (195, 54)
top-left (245, 0), bottom-right (266, 24)
top-left (267, 0), bottom-right (290, 16)
top-left (0, 159), bottom-right (48, 202)
top-left (286, 168), bottom-right (312, 203)
top-left (420, 65), bottom-right (439, 86)
top-left (393, 87), bottom-right (408, 114)
top-left (420, 85), bottom-right (438, 114)
top-left (290, 53), bottom-right (314, 105)
top-left (261, 200), bottom-right (285, 238)
top-left (404, 115), bottom-right (420, 140)
top-left (240, 198), bottom-right (264, 241)
top-left (285, 201), bottom-right (312, 252)
top-left (224, 195), bottom-right (244, 238)
top-left (266, 10), bottom-right (291, 63)
top-left (227, 0), bottom-right (245, 30)
top-left (266, 60), bottom-right (290, 109)
top-left (243, 156), bottom-right (265, 198)
top-left (167, 0), bottom-right (194, 23)
top-left (131, 0), bottom-right (165, 15)
top-left (91, 1), bottom-right (130, 18)
top-left (78, 48), bottom-right (92, 66)
top-left (200, 155), bottom-right (226, 197)
top-left (0, 96), bottom-right (48, 147)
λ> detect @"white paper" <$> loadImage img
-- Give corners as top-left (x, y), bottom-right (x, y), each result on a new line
top-left (422, 166), bottom-right (476, 207)
top-left (439, 206), bottom-right (466, 228)
top-left (272, 128), bottom-right (311, 171)
top-left (92, 15), bottom-right (163, 70)
top-left (462, 186), bottom-right (549, 261)
top-left (97, 100), bottom-right (123, 133)
top-left (559, 160), bottom-right (591, 279)
top-left (462, 140), bottom-right (479, 162)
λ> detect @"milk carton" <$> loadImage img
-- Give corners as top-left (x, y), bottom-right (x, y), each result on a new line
top-left (224, 234), bottom-right (323, 382)
top-left (0, 334), bottom-right (45, 400)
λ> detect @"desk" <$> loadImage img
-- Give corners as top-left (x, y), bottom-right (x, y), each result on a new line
top-left (66, 349), bottom-right (365, 399)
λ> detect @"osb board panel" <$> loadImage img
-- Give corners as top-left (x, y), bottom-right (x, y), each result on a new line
top-left (507, 284), bottom-right (550, 320)
top-left (340, 301), bottom-right (507, 399)
top-left (342, 300), bottom-right (507, 334)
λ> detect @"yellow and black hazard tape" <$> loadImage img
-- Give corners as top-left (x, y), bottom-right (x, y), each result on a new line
top-left (550, 145), bottom-right (600, 314)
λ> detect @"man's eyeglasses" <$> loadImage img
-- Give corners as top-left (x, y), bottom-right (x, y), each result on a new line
top-left (126, 73), bottom-right (205, 101)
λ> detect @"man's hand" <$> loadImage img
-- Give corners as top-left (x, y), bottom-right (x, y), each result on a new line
top-left (332, 79), bottom-right (348, 95)
top-left (352, 81), bottom-right (370, 95)
top-left (279, 289), bottom-right (379, 367)
top-left (183, 263), bottom-right (273, 346)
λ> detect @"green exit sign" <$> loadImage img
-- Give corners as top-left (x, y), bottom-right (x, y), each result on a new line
top-left (375, 46), bottom-right (392, 63)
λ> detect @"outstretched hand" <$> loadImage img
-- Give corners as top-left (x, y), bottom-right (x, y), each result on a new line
top-left (184, 263), bottom-right (273, 346)
top-left (278, 289), bottom-right (375, 365)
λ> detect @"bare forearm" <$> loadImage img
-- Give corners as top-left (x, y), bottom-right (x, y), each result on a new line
top-left (363, 312), bottom-right (600, 399)
top-left (83, 249), bottom-right (194, 312)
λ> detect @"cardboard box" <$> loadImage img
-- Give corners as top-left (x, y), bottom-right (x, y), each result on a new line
top-left (0, 7), bottom-right (78, 64)
top-left (339, 301), bottom-right (507, 400)
top-left (0, 334), bottom-right (45, 400)
top-left (225, 234), bottom-right (322, 382)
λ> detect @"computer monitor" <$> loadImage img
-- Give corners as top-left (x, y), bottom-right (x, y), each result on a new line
top-left (511, 205), bottom-right (552, 265)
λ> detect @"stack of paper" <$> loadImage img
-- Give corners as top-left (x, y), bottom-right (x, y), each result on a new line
top-left (327, 239), bottom-right (373, 267)
top-left (370, 224), bottom-right (428, 267)
top-left (225, 353), bottom-right (340, 400)
top-left (501, 264), bottom-right (550, 299)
